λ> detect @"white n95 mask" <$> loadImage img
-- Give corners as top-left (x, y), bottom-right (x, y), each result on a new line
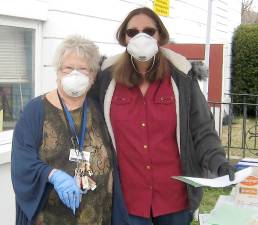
top-left (61, 70), bottom-right (90, 97)
top-left (127, 33), bottom-right (158, 62)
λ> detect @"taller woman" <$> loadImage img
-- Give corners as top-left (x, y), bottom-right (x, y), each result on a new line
top-left (95, 7), bottom-right (235, 225)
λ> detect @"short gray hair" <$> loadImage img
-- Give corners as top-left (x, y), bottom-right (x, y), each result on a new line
top-left (53, 35), bottom-right (100, 73)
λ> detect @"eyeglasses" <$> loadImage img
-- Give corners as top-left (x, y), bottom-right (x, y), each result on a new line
top-left (125, 27), bottom-right (157, 38)
top-left (60, 66), bottom-right (89, 75)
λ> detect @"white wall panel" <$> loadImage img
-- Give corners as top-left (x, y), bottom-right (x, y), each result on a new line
top-left (171, 18), bottom-right (207, 43)
top-left (43, 11), bottom-right (119, 43)
top-left (220, 0), bottom-right (241, 99)
top-left (48, 0), bottom-right (144, 22)
top-left (173, 0), bottom-right (208, 11)
top-left (40, 67), bottom-right (57, 94)
top-left (42, 38), bottom-right (62, 67)
top-left (0, 0), bottom-right (48, 21)
top-left (96, 42), bottom-right (124, 56)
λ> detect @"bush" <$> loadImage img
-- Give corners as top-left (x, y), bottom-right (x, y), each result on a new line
top-left (231, 24), bottom-right (258, 116)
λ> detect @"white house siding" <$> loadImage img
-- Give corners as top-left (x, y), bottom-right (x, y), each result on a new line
top-left (212, 0), bottom-right (242, 97)
top-left (0, 0), bottom-right (242, 224)
top-left (166, 0), bottom-right (208, 43)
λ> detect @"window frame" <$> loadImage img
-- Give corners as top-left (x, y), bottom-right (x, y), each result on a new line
top-left (0, 15), bottom-right (43, 146)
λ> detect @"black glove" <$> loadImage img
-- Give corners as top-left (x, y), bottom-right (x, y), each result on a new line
top-left (218, 162), bottom-right (235, 181)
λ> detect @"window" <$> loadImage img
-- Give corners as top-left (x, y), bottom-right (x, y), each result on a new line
top-left (0, 25), bottom-right (35, 131)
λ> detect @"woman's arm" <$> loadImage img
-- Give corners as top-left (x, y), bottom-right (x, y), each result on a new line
top-left (189, 78), bottom-right (227, 175)
top-left (11, 97), bottom-right (53, 222)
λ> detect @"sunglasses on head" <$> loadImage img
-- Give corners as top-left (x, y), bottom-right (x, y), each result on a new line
top-left (125, 27), bottom-right (157, 38)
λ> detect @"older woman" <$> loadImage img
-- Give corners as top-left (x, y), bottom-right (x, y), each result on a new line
top-left (11, 35), bottom-right (113, 225)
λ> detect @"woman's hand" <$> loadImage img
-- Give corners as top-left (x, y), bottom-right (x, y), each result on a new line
top-left (49, 169), bottom-right (81, 214)
top-left (218, 162), bottom-right (235, 181)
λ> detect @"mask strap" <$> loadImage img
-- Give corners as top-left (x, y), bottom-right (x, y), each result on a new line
top-left (130, 55), bottom-right (156, 75)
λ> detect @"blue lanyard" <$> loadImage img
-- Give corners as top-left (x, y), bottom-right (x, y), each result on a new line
top-left (57, 91), bottom-right (87, 152)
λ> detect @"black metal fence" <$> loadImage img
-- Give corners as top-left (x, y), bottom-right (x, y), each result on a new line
top-left (208, 93), bottom-right (258, 160)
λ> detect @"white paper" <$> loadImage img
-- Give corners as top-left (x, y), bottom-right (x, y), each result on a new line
top-left (199, 214), bottom-right (211, 225)
top-left (172, 167), bottom-right (253, 188)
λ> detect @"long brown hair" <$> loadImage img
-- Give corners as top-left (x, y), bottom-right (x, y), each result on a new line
top-left (112, 7), bottom-right (170, 87)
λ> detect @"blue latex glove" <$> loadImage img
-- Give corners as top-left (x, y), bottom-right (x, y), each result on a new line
top-left (49, 169), bottom-right (81, 214)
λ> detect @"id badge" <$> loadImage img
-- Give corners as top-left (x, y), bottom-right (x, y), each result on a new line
top-left (69, 149), bottom-right (90, 162)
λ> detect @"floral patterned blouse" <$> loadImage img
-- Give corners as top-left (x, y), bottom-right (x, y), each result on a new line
top-left (35, 95), bottom-right (113, 225)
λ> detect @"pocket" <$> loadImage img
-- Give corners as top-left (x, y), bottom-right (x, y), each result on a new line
top-left (112, 96), bottom-right (131, 105)
top-left (111, 96), bottom-right (132, 121)
top-left (154, 95), bottom-right (174, 105)
top-left (152, 95), bottom-right (176, 121)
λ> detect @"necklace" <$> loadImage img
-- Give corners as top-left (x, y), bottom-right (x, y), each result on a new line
top-left (130, 55), bottom-right (156, 75)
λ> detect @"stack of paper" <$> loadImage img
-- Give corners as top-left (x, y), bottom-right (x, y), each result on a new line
top-left (207, 203), bottom-right (258, 225)
top-left (199, 192), bottom-right (258, 225)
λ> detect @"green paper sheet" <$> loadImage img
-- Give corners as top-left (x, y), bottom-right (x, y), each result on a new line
top-left (207, 203), bottom-right (258, 225)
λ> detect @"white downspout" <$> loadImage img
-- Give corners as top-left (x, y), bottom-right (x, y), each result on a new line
top-left (204, 0), bottom-right (214, 99)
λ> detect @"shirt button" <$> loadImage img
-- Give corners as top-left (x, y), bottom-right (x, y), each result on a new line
top-left (146, 165), bottom-right (151, 170)
top-left (149, 186), bottom-right (153, 190)
top-left (143, 144), bottom-right (148, 149)
top-left (141, 123), bottom-right (146, 127)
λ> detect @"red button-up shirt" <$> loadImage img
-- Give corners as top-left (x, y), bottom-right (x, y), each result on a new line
top-left (110, 75), bottom-right (188, 218)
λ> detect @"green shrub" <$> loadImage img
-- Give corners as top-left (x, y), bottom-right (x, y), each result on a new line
top-left (231, 24), bottom-right (258, 116)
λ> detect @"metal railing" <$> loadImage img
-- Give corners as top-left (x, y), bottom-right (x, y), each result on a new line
top-left (208, 93), bottom-right (258, 160)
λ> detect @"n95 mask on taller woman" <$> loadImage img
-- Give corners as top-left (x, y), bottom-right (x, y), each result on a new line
top-left (61, 70), bottom-right (90, 97)
top-left (127, 33), bottom-right (158, 62)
